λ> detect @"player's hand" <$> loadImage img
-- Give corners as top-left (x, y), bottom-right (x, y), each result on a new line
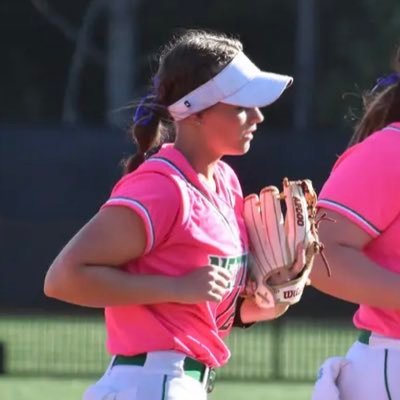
top-left (175, 265), bottom-right (232, 303)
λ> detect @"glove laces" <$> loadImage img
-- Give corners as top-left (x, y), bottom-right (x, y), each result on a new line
top-left (313, 212), bottom-right (336, 277)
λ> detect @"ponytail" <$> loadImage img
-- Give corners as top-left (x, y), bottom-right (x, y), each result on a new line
top-left (348, 86), bottom-right (393, 147)
top-left (123, 93), bottom-right (174, 174)
top-left (348, 47), bottom-right (400, 147)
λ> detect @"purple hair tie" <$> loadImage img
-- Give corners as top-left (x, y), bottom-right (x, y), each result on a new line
top-left (371, 72), bottom-right (400, 93)
top-left (133, 93), bottom-right (156, 126)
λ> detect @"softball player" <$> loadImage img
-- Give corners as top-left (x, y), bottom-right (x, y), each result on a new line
top-left (44, 29), bottom-right (294, 399)
top-left (311, 48), bottom-right (400, 399)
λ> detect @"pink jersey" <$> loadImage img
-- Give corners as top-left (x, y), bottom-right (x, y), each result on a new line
top-left (101, 144), bottom-right (249, 367)
top-left (318, 123), bottom-right (400, 337)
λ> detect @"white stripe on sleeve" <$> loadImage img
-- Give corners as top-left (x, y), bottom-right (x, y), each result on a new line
top-left (318, 199), bottom-right (381, 237)
top-left (104, 197), bottom-right (155, 251)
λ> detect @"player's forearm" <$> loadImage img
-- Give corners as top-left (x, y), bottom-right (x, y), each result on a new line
top-left (310, 243), bottom-right (400, 309)
top-left (44, 262), bottom-right (179, 307)
top-left (239, 297), bottom-right (289, 323)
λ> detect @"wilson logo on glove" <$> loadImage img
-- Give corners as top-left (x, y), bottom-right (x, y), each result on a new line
top-left (243, 178), bottom-right (330, 310)
top-left (283, 288), bottom-right (303, 300)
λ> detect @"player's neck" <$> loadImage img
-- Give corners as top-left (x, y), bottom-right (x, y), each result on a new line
top-left (173, 140), bottom-right (219, 180)
top-left (198, 173), bottom-right (217, 192)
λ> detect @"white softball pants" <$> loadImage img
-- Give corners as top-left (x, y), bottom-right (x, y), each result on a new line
top-left (338, 333), bottom-right (400, 400)
top-left (82, 351), bottom-right (210, 400)
top-left (313, 331), bottom-right (400, 400)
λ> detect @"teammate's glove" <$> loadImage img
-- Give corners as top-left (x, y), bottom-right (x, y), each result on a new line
top-left (243, 178), bottom-right (329, 309)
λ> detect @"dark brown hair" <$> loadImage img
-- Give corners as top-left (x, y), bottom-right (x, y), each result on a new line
top-left (348, 46), bottom-right (400, 147)
top-left (123, 29), bottom-right (243, 173)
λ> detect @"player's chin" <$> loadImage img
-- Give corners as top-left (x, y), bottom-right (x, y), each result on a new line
top-left (238, 141), bottom-right (252, 154)
top-left (225, 145), bottom-right (251, 156)
top-left (223, 140), bottom-right (252, 156)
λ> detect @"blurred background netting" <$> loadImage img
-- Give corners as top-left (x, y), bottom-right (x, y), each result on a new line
top-left (0, 313), bottom-right (357, 381)
top-left (2, 0), bottom-right (399, 387)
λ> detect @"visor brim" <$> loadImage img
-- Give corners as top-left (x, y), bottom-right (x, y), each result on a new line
top-left (222, 72), bottom-right (293, 108)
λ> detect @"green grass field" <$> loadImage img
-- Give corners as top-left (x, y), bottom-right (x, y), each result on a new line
top-left (0, 313), bottom-right (356, 399)
top-left (0, 377), bottom-right (313, 400)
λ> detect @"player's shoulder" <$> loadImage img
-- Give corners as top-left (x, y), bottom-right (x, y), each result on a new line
top-left (110, 163), bottom-right (180, 199)
top-left (333, 123), bottom-right (400, 171)
top-left (364, 122), bottom-right (400, 147)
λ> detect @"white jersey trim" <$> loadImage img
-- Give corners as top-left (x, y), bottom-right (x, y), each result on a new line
top-left (383, 124), bottom-right (400, 133)
top-left (105, 197), bottom-right (155, 251)
top-left (318, 199), bottom-right (381, 237)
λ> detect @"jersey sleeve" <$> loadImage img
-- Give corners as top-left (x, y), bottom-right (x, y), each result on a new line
top-left (318, 129), bottom-right (400, 237)
top-left (101, 172), bottom-right (180, 254)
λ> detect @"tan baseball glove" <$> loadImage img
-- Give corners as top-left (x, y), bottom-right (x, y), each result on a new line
top-left (243, 178), bottom-right (329, 309)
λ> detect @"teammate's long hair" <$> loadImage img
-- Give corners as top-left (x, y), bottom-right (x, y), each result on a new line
top-left (349, 46), bottom-right (400, 147)
top-left (123, 29), bottom-right (243, 174)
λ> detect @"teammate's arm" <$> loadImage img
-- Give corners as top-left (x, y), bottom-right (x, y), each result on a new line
top-left (44, 206), bottom-right (231, 307)
top-left (310, 209), bottom-right (400, 309)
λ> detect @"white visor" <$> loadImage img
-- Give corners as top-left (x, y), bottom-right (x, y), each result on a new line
top-left (167, 52), bottom-right (293, 121)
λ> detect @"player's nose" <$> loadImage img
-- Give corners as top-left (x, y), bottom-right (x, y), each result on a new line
top-left (247, 107), bottom-right (264, 124)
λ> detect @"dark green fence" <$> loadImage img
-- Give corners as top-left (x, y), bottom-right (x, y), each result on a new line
top-left (0, 313), bottom-right (357, 382)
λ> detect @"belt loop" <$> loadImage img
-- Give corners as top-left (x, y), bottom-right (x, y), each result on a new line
top-left (206, 368), bottom-right (216, 393)
top-left (202, 367), bottom-right (210, 388)
top-left (358, 330), bottom-right (371, 345)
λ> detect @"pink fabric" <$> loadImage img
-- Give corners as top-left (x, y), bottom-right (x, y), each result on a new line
top-left (318, 123), bottom-right (400, 337)
top-left (101, 144), bottom-right (249, 367)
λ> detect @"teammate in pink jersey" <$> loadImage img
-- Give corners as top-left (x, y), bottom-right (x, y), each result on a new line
top-left (311, 47), bottom-right (400, 399)
top-left (43, 30), bottom-right (301, 400)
